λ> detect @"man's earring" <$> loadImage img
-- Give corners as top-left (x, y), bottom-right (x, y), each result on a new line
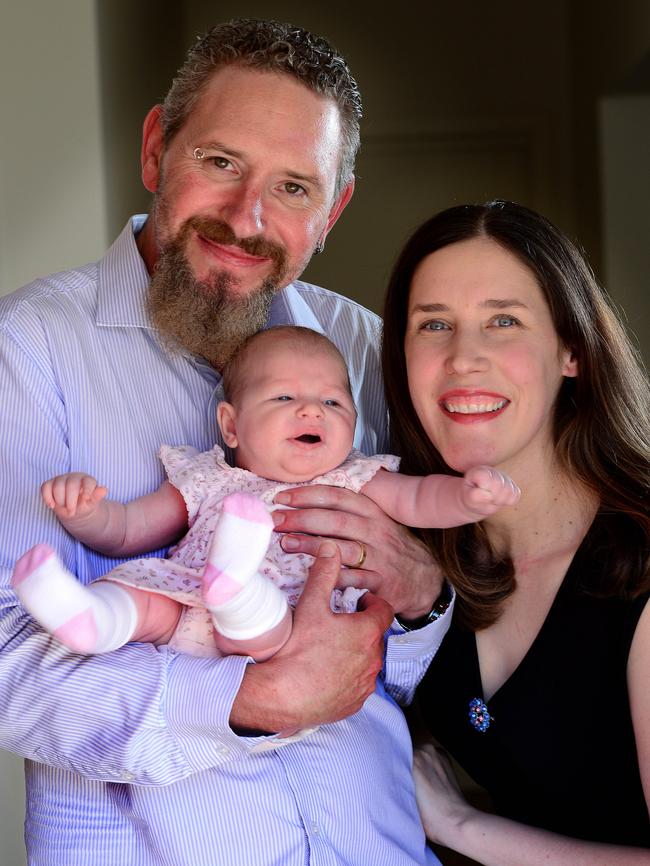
top-left (313, 238), bottom-right (325, 256)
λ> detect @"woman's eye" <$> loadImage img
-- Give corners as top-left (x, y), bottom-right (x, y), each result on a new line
top-left (421, 320), bottom-right (449, 332)
top-left (493, 315), bottom-right (518, 328)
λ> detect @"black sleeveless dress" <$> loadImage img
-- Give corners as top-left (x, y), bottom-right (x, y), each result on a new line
top-left (417, 513), bottom-right (650, 847)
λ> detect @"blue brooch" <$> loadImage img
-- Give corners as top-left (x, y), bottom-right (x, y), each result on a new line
top-left (468, 697), bottom-right (492, 732)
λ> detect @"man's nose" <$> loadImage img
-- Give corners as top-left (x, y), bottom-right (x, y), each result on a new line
top-left (220, 181), bottom-right (265, 237)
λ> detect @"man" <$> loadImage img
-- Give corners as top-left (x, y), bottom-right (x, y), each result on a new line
top-left (0, 19), bottom-right (448, 865)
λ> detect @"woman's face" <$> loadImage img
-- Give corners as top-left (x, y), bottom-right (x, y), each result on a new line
top-left (404, 237), bottom-right (577, 479)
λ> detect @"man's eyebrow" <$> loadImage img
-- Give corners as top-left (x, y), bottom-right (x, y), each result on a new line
top-left (199, 141), bottom-right (243, 158)
top-left (196, 142), bottom-right (322, 189)
top-left (285, 170), bottom-right (322, 189)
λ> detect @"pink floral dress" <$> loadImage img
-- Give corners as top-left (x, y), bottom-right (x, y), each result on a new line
top-left (103, 445), bottom-right (399, 656)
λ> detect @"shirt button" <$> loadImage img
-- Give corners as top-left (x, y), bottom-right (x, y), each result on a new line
top-left (120, 770), bottom-right (135, 782)
top-left (311, 823), bottom-right (319, 835)
top-left (395, 636), bottom-right (408, 644)
top-left (218, 745), bottom-right (230, 756)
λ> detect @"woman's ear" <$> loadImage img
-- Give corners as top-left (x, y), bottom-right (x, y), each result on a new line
top-left (217, 402), bottom-right (239, 448)
top-left (561, 347), bottom-right (578, 378)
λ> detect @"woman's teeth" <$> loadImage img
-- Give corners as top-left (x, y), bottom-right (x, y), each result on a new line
top-left (443, 399), bottom-right (507, 414)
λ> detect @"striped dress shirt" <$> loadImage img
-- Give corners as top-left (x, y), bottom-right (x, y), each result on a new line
top-left (0, 217), bottom-right (446, 865)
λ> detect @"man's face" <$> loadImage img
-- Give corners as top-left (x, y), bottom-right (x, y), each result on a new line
top-left (145, 64), bottom-right (352, 290)
top-left (141, 65), bottom-right (353, 368)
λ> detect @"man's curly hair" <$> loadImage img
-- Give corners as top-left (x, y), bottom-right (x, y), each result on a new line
top-left (161, 18), bottom-right (362, 195)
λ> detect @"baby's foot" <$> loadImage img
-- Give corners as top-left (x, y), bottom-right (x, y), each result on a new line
top-left (12, 544), bottom-right (136, 653)
top-left (203, 494), bottom-right (273, 607)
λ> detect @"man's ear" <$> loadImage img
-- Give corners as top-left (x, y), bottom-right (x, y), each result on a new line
top-left (217, 402), bottom-right (239, 448)
top-left (141, 105), bottom-right (165, 193)
top-left (321, 178), bottom-right (355, 243)
top-left (561, 347), bottom-right (578, 378)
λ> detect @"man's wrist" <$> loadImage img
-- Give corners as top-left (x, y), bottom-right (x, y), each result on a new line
top-left (395, 582), bottom-right (452, 631)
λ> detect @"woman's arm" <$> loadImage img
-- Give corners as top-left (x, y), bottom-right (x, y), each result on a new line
top-left (413, 743), bottom-right (650, 866)
top-left (361, 466), bottom-right (520, 529)
top-left (43, 474), bottom-right (188, 556)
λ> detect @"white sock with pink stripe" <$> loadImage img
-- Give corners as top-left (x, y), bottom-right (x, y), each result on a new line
top-left (11, 544), bottom-right (138, 654)
top-left (202, 493), bottom-right (289, 641)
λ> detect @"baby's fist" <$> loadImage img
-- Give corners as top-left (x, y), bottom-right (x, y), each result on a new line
top-left (461, 466), bottom-right (520, 516)
top-left (41, 472), bottom-right (108, 520)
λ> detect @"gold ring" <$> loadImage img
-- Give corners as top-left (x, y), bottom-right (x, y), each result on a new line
top-left (353, 541), bottom-right (367, 569)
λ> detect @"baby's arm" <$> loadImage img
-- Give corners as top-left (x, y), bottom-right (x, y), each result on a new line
top-left (361, 466), bottom-right (520, 529)
top-left (41, 473), bottom-right (188, 556)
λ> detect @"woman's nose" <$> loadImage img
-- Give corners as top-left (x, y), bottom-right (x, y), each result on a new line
top-left (444, 332), bottom-right (489, 376)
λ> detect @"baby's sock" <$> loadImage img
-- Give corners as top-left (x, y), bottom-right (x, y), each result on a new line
top-left (202, 493), bottom-right (289, 641)
top-left (11, 544), bottom-right (138, 654)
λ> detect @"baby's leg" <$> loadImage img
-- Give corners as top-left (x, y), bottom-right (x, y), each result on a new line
top-left (11, 544), bottom-right (175, 653)
top-left (202, 493), bottom-right (291, 661)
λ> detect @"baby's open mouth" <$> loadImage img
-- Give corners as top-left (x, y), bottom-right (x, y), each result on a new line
top-left (295, 434), bottom-right (321, 444)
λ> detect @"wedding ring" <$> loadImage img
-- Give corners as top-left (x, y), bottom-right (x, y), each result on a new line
top-left (353, 541), bottom-right (367, 569)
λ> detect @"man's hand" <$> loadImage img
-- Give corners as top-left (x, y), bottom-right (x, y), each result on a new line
top-left (230, 542), bottom-right (394, 732)
top-left (272, 485), bottom-right (443, 620)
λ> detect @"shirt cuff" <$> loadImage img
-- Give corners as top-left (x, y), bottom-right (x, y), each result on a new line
top-left (164, 650), bottom-right (288, 769)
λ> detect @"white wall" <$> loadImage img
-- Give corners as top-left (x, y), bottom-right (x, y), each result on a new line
top-left (0, 3), bottom-right (106, 863)
top-left (0, 1), bottom-right (107, 296)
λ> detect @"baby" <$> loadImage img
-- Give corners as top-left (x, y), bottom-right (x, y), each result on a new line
top-left (12, 326), bottom-right (520, 662)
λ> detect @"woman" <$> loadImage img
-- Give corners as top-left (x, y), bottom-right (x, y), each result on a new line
top-left (382, 200), bottom-right (649, 863)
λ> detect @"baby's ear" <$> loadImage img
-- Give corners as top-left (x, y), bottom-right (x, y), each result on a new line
top-left (217, 402), bottom-right (239, 448)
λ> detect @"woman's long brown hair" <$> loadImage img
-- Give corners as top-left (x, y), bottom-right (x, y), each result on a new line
top-left (382, 201), bottom-right (649, 630)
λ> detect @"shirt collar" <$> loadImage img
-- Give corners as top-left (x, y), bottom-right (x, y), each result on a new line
top-left (96, 215), bottom-right (152, 328)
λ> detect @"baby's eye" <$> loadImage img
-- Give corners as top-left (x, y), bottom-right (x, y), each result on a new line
top-left (323, 399), bottom-right (341, 408)
top-left (276, 395), bottom-right (293, 402)
top-left (492, 315), bottom-right (519, 328)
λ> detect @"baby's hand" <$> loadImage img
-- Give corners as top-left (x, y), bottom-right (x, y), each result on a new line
top-left (461, 466), bottom-right (520, 517)
top-left (41, 473), bottom-right (108, 521)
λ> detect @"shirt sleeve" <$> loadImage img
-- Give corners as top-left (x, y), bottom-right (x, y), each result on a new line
top-left (0, 331), bottom-right (273, 785)
top-left (382, 591), bottom-right (456, 707)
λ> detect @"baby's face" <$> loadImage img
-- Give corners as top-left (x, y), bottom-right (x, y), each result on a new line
top-left (224, 342), bottom-right (356, 482)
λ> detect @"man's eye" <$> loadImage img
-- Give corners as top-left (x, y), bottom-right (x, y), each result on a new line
top-left (284, 182), bottom-right (306, 196)
top-left (211, 156), bottom-right (233, 171)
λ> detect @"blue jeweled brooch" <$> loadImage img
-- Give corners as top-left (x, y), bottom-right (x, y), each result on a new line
top-left (468, 697), bottom-right (492, 733)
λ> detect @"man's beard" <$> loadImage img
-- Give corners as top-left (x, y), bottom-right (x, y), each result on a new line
top-left (146, 216), bottom-right (288, 370)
